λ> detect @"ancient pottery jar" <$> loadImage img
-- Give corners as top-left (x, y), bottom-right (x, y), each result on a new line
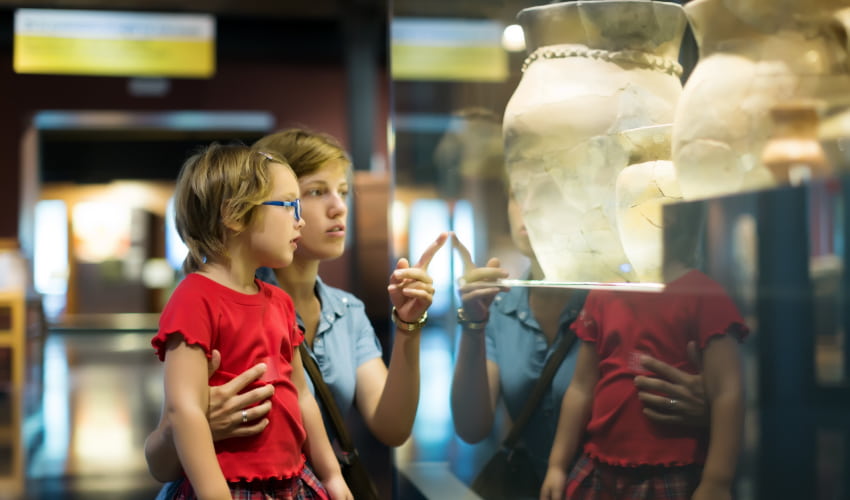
top-left (672, 0), bottom-right (850, 200)
top-left (503, 0), bottom-right (687, 282)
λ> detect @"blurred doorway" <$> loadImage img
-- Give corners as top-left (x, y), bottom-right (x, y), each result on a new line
top-left (22, 110), bottom-right (274, 322)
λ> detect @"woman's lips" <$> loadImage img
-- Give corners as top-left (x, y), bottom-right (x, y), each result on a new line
top-left (327, 225), bottom-right (346, 237)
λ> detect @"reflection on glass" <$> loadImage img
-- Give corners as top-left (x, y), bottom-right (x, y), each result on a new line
top-left (809, 180), bottom-right (845, 385)
top-left (165, 195), bottom-right (188, 271)
top-left (409, 199), bottom-right (452, 316)
top-left (33, 200), bottom-right (68, 321)
top-left (817, 428), bottom-right (846, 500)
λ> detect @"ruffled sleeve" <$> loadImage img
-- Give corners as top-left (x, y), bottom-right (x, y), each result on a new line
top-left (573, 291), bottom-right (602, 343)
top-left (151, 276), bottom-right (215, 361)
top-left (695, 280), bottom-right (750, 349)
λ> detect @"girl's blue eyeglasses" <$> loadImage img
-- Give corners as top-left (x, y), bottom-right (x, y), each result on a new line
top-left (261, 199), bottom-right (301, 222)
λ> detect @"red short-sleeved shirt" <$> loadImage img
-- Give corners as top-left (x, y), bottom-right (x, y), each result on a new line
top-left (151, 273), bottom-right (307, 482)
top-left (573, 270), bottom-right (748, 467)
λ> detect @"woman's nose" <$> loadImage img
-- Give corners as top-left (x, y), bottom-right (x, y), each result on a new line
top-left (329, 192), bottom-right (347, 215)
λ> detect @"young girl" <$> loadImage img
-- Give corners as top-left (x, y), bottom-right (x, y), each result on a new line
top-left (540, 204), bottom-right (748, 500)
top-left (151, 144), bottom-right (352, 500)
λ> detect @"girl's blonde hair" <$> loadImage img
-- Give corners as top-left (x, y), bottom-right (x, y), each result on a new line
top-left (253, 128), bottom-right (350, 178)
top-left (173, 143), bottom-right (288, 273)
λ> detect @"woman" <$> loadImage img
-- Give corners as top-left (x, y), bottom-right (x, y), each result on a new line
top-left (449, 183), bottom-right (708, 494)
top-left (145, 129), bottom-right (448, 496)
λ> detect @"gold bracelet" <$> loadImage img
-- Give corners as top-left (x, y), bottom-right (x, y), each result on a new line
top-left (391, 307), bottom-right (427, 332)
top-left (457, 308), bottom-right (488, 331)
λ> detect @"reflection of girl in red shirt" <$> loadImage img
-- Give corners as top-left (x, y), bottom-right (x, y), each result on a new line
top-left (543, 198), bottom-right (748, 500)
top-left (541, 265), bottom-right (748, 500)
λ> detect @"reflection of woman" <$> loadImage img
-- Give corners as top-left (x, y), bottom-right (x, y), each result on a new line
top-left (450, 184), bottom-right (709, 491)
top-left (145, 129), bottom-right (448, 496)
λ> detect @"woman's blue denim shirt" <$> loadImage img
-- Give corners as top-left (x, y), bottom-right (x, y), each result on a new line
top-left (256, 267), bottom-right (383, 421)
top-left (483, 283), bottom-right (587, 474)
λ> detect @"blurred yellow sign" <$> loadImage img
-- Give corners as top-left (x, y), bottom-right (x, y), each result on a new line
top-left (391, 18), bottom-right (507, 82)
top-left (14, 9), bottom-right (215, 78)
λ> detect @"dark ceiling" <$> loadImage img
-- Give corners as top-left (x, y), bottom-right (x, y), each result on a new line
top-left (0, 0), bottom-right (392, 63)
top-left (0, 0), bottom-right (380, 19)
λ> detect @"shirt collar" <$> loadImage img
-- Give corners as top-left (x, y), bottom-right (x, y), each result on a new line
top-left (314, 276), bottom-right (346, 318)
top-left (256, 268), bottom-right (346, 321)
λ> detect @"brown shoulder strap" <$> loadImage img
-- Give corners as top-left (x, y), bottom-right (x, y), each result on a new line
top-left (299, 343), bottom-right (356, 453)
top-left (502, 330), bottom-right (577, 449)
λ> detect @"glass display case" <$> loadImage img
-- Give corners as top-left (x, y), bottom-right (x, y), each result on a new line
top-left (388, 1), bottom-right (850, 499)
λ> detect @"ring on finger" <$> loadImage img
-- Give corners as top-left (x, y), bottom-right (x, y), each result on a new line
top-left (668, 398), bottom-right (678, 410)
top-left (241, 409), bottom-right (248, 424)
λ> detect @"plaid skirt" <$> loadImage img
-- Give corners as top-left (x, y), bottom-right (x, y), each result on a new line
top-left (174, 464), bottom-right (329, 500)
top-left (565, 453), bottom-right (701, 500)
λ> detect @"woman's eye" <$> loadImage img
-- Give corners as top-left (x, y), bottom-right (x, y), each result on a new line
top-left (306, 188), bottom-right (324, 197)
top-left (339, 190), bottom-right (349, 199)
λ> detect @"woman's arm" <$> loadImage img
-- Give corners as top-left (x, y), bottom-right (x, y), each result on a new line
top-left (633, 340), bottom-right (709, 427)
top-left (292, 348), bottom-right (352, 500)
top-left (144, 349), bottom-right (274, 482)
top-left (692, 336), bottom-right (744, 500)
top-left (540, 341), bottom-right (599, 500)
top-left (163, 337), bottom-right (230, 500)
top-left (450, 332), bottom-right (501, 443)
top-left (449, 237), bottom-right (509, 442)
top-left (354, 232), bottom-right (449, 446)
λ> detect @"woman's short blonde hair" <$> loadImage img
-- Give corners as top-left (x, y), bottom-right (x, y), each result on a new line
top-left (173, 143), bottom-right (288, 273)
top-left (253, 128), bottom-right (350, 178)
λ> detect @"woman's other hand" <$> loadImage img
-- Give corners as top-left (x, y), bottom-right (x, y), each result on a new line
top-left (388, 232), bottom-right (449, 323)
top-left (634, 341), bottom-right (708, 427)
top-left (207, 349), bottom-right (274, 440)
top-left (452, 234), bottom-right (509, 321)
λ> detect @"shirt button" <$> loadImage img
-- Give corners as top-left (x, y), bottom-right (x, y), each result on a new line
top-left (518, 311), bottom-right (527, 320)
top-left (326, 314), bottom-right (334, 321)
top-left (342, 297), bottom-right (348, 303)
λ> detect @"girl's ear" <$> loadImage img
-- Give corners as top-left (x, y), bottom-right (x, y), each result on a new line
top-left (220, 202), bottom-right (247, 233)
top-left (222, 217), bottom-right (245, 233)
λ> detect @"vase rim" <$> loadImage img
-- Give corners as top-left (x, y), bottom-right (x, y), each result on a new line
top-left (519, 0), bottom-right (685, 16)
top-left (517, 0), bottom-right (688, 57)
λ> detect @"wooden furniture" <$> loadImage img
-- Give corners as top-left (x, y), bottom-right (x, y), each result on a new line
top-left (0, 290), bottom-right (27, 496)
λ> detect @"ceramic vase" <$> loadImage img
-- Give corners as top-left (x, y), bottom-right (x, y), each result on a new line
top-left (503, 0), bottom-right (687, 282)
top-left (672, 0), bottom-right (850, 200)
top-left (614, 125), bottom-right (683, 283)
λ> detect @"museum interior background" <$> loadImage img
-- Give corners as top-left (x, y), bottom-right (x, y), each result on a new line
top-left (0, 0), bottom-right (848, 499)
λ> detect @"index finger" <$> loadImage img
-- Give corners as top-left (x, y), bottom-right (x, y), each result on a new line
top-left (639, 354), bottom-right (690, 384)
top-left (451, 233), bottom-right (474, 272)
top-left (220, 362), bottom-right (267, 395)
top-left (413, 231), bottom-right (450, 269)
